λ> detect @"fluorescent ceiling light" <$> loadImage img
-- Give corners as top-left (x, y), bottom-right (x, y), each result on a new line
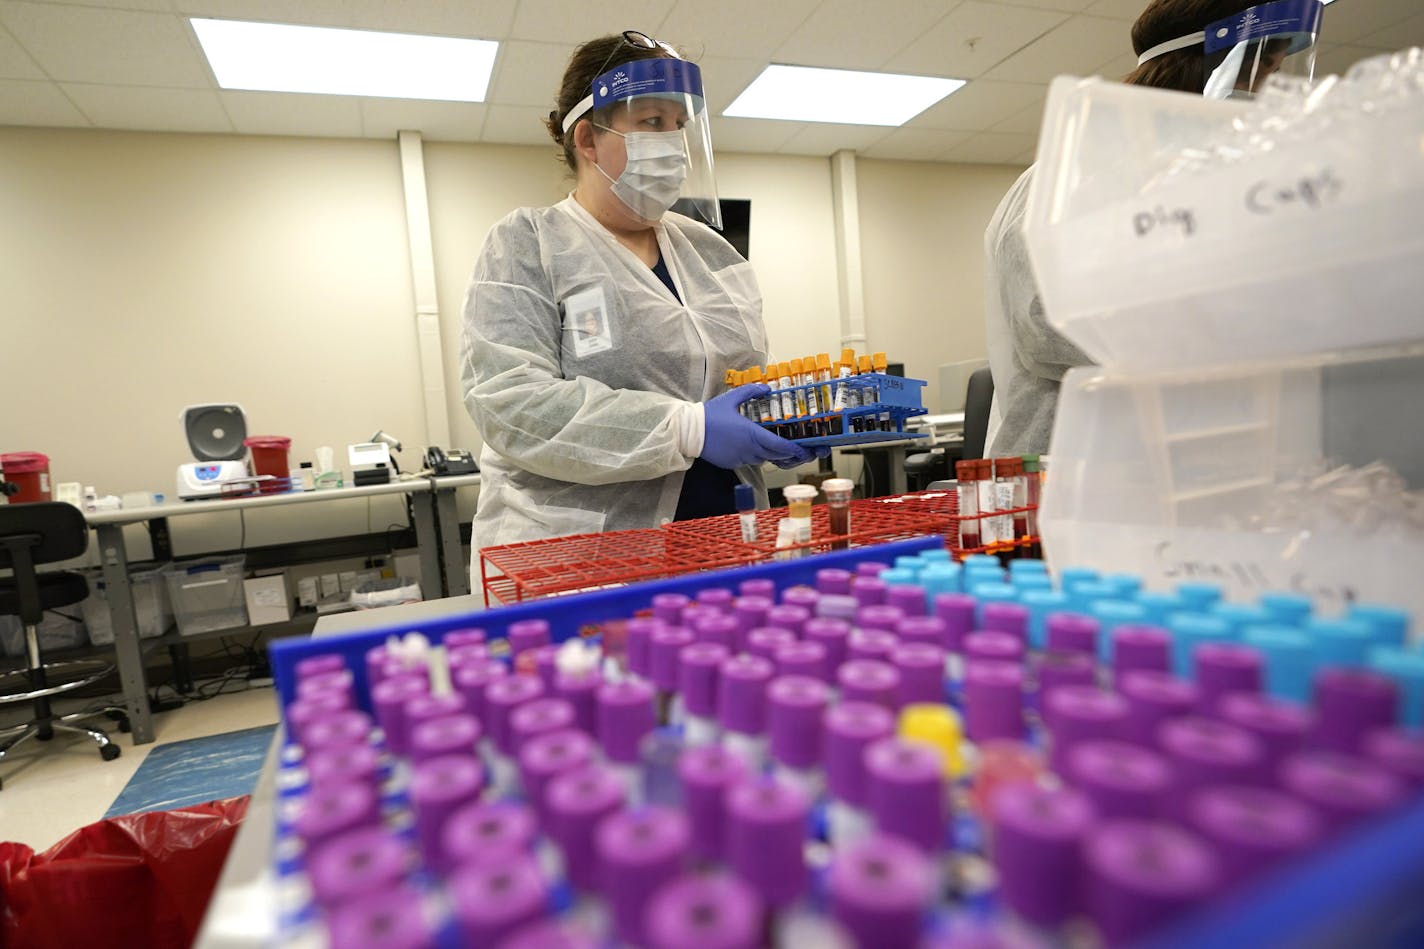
top-left (724, 64), bottom-right (965, 126)
top-left (191, 18), bottom-right (497, 101)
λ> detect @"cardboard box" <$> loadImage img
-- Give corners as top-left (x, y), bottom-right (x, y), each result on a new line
top-left (244, 574), bottom-right (291, 626)
top-left (319, 573), bottom-right (341, 598)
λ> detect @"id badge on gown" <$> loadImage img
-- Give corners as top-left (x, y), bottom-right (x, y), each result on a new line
top-left (565, 287), bottom-right (613, 357)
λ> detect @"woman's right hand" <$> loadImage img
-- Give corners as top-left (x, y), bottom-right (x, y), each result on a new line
top-left (701, 383), bottom-right (812, 470)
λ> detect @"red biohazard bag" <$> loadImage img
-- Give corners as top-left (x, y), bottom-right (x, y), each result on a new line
top-left (0, 796), bottom-right (249, 949)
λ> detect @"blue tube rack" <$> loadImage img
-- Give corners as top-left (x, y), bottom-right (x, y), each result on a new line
top-left (755, 374), bottom-right (929, 448)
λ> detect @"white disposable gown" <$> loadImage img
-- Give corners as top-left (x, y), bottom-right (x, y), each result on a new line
top-left (460, 196), bottom-right (770, 553)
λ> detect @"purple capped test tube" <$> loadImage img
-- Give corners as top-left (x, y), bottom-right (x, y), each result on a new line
top-left (817, 568), bottom-right (855, 596)
top-left (1184, 786), bottom-right (1323, 888)
top-left (897, 615), bottom-right (949, 651)
top-left (1216, 692), bottom-right (1314, 773)
top-left (1193, 642), bottom-right (1264, 712)
top-left (849, 628), bottom-right (901, 663)
top-left (448, 644), bottom-right (491, 673)
top-left (693, 613), bottom-right (738, 652)
top-left (1065, 740), bottom-right (1171, 821)
top-left (680, 642), bottom-right (729, 744)
top-left (1045, 613), bottom-right (1099, 657)
top-left (725, 777), bottom-right (810, 909)
top-left (302, 709), bottom-right (374, 755)
top-left (453, 659), bottom-right (509, 729)
top-left (376, 656), bottom-right (431, 687)
top-left (933, 593), bottom-right (977, 654)
top-left (964, 660), bottom-right (1025, 742)
top-left (964, 630), bottom-right (1025, 665)
top-left (518, 728), bottom-right (595, 823)
top-left (1034, 651), bottom-right (1097, 707)
top-left (411, 754), bottom-right (484, 868)
top-left (623, 616), bottom-right (662, 682)
top-left (1084, 821), bottom-right (1220, 946)
top-left (498, 920), bottom-right (599, 949)
top-left (698, 586), bottom-right (737, 614)
top-left (837, 659), bottom-right (902, 711)
top-left (1157, 717), bottom-right (1266, 820)
top-left (325, 885), bottom-right (431, 949)
top-left (828, 834), bottom-right (937, 949)
top-left (288, 692), bottom-right (350, 747)
top-left (768, 675), bottom-right (830, 774)
top-left (643, 873), bottom-right (762, 949)
top-left (852, 576), bottom-right (889, 608)
top-left (1044, 686), bottom-right (1130, 777)
top-left (865, 737), bottom-right (948, 854)
top-left (372, 675), bottom-right (429, 757)
top-left (857, 561), bottom-right (891, 578)
top-left (485, 675), bottom-right (546, 758)
top-left (824, 700), bottom-right (897, 847)
top-left (990, 783), bottom-right (1096, 928)
top-left (652, 594), bottom-right (690, 626)
top-left (409, 713), bottom-right (481, 764)
top-left (554, 668), bottom-right (601, 736)
top-left (892, 643), bottom-right (947, 707)
top-left (747, 627), bottom-right (797, 663)
top-left (364, 644), bottom-right (391, 688)
top-left (1278, 752), bottom-right (1407, 837)
top-left (739, 578), bottom-right (776, 599)
top-left (508, 619), bottom-right (551, 657)
top-left (442, 800), bottom-right (539, 874)
top-left (680, 605), bottom-right (719, 632)
top-left (307, 743), bottom-right (383, 792)
top-left (1118, 671), bottom-right (1199, 747)
top-left (450, 857), bottom-right (548, 949)
top-left (1312, 668), bottom-right (1399, 754)
top-left (817, 594), bottom-right (861, 623)
top-left (1111, 625), bottom-right (1173, 680)
top-left (297, 782), bottom-right (382, 858)
top-left (545, 764), bottom-right (627, 892)
top-left (718, 654), bottom-right (774, 754)
top-left (650, 625), bottom-right (695, 697)
top-left (597, 678), bottom-right (656, 766)
top-left (445, 628), bottom-right (487, 650)
top-left (887, 585), bottom-right (929, 618)
top-left (782, 585), bottom-right (820, 614)
top-left (678, 744), bottom-right (749, 864)
top-left (510, 697), bottom-right (577, 755)
top-left (297, 669), bottom-right (355, 708)
top-left (729, 597), bottom-right (771, 654)
top-left (775, 640), bottom-right (829, 683)
top-left (858, 605), bottom-right (907, 634)
top-left (803, 618), bottom-right (852, 675)
top-left (1363, 726), bottom-right (1424, 791)
top-left (765, 604), bottom-right (810, 638)
top-left (982, 602), bottom-right (1030, 646)
top-left (532, 644), bottom-right (561, 689)
top-left (402, 693), bottom-right (466, 749)
top-left (296, 653), bottom-right (347, 681)
top-left (595, 806), bottom-right (691, 947)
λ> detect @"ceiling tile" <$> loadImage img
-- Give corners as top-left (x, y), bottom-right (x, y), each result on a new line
top-left (1321, 0), bottom-right (1421, 45)
top-left (1080, 0), bottom-right (1146, 21)
top-left (992, 0), bottom-right (1098, 13)
top-left (37, 0), bottom-right (171, 10)
top-left (479, 103), bottom-right (555, 146)
top-left (905, 78), bottom-right (1045, 132)
top-left (772, 0), bottom-right (959, 71)
top-left (0, 78), bottom-right (88, 125)
top-left (347, 0), bottom-right (518, 39)
top-left (1096, 50), bottom-right (1140, 81)
top-left (886, 1), bottom-right (1069, 79)
top-left (944, 130), bottom-right (1036, 164)
top-left (657, 0), bottom-right (820, 60)
top-left (360, 97), bottom-right (487, 142)
top-left (983, 14), bottom-right (1132, 82)
top-left (61, 83), bottom-right (233, 132)
top-left (860, 126), bottom-right (972, 161)
top-left (776, 122), bottom-right (891, 157)
top-left (171, 0), bottom-right (354, 28)
top-left (2, 2), bottom-right (212, 87)
top-left (1314, 44), bottom-right (1386, 78)
top-left (696, 56), bottom-right (768, 114)
top-left (0, 21), bottom-right (44, 80)
top-left (221, 90), bottom-right (363, 138)
top-left (991, 93), bottom-right (1047, 134)
top-left (708, 115), bottom-right (802, 154)
top-left (507, 0), bottom-right (680, 45)
top-left (487, 40), bottom-right (577, 109)
top-left (1356, 10), bottom-right (1424, 51)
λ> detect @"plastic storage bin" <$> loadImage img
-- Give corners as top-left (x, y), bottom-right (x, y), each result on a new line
top-left (164, 556), bottom-right (248, 636)
top-left (1, 612), bottom-right (87, 658)
top-left (1039, 346), bottom-right (1424, 623)
top-left (1024, 76), bottom-right (1424, 371)
top-left (81, 562), bottom-right (173, 645)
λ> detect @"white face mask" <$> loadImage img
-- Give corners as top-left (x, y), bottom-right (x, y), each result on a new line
top-left (593, 127), bottom-right (688, 222)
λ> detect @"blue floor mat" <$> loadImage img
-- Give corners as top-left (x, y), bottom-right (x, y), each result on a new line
top-left (105, 724), bottom-right (277, 817)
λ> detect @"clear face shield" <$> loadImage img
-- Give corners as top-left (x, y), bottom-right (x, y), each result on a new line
top-left (562, 44), bottom-right (722, 229)
top-left (1137, 0), bottom-right (1323, 101)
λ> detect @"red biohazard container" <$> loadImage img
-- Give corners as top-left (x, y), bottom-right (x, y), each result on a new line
top-left (242, 437), bottom-right (292, 494)
top-left (1, 451), bottom-right (52, 504)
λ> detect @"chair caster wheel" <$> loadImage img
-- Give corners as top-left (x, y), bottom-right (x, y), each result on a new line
top-left (100, 744), bottom-right (121, 762)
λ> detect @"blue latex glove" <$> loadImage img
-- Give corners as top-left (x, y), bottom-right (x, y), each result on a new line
top-left (701, 383), bottom-right (813, 470)
top-left (772, 445), bottom-right (831, 469)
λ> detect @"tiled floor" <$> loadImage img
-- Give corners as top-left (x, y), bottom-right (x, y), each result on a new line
top-left (0, 687), bottom-right (280, 852)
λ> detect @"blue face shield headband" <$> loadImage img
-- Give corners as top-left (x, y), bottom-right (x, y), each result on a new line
top-left (1136, 0), bottom-right (1324, 100)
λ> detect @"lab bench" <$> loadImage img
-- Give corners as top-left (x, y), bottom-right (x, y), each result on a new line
top-left (83, 474), bottom-right (479, 744)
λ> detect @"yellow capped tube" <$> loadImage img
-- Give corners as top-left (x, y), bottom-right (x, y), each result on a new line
top-left (899, 704), bottom-right (968, 779)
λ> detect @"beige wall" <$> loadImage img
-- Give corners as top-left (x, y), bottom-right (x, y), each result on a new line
top-left (1, 124), bottom-right (1020, 556)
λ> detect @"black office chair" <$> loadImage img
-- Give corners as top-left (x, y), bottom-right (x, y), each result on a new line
top-left (961, 366), bottom-right (995, 461)
top-left (0, 502), bottom-right (121, 787)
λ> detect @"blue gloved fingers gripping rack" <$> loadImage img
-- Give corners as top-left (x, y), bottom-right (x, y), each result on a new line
top-left (269, 537), bottom-right (1424, 949)
top-left (755, 375), bottom-right (930, 449)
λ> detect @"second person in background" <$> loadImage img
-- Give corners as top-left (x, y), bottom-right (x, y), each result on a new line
top-left (460, 32), bottom-right (816, 554)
